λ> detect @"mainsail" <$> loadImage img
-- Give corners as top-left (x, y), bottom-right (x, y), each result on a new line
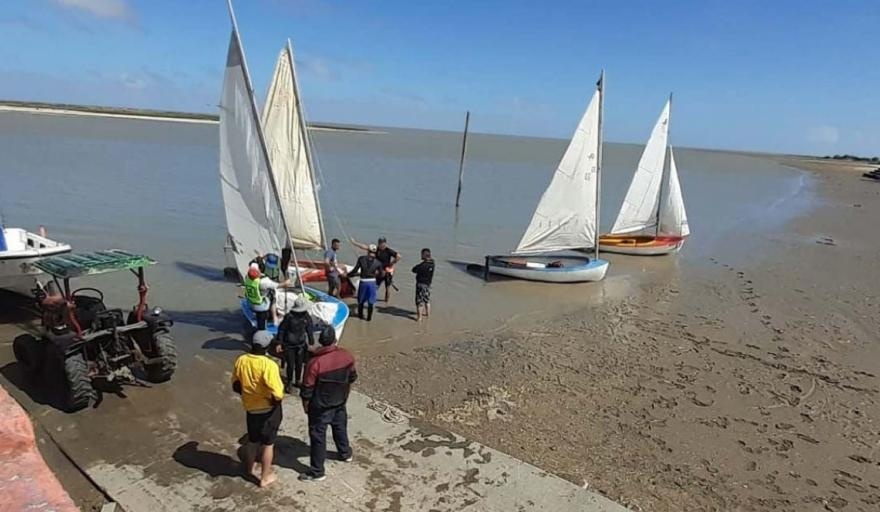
top-left (659, 148), bottom-right (689, 237)
top-left (219, 32), bottom-right (289, 275)
top-left (261, 43), bottom-right (324, 250)
top-left (514, 88), bottom-right (601, 254)
top-left (610, 99), bottom-right (670, 235)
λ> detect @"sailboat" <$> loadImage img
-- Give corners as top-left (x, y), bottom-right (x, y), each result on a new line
top-left (218, 1), bottom-right (348, 336)
top-left (484, 73), bottom-right (609, 283)
top-left (259, 40), bottom-right (356, 293)
top-left (598, 96), bottom-right (689, 255)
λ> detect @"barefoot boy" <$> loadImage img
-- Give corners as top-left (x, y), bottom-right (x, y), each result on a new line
top-left (411, 248), bottom-right (435, 321)
top-left (232, 330), bottom-right (284, 487)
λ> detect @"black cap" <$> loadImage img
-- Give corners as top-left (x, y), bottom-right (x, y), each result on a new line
top-left (319, 325), bottom-right (337, 346)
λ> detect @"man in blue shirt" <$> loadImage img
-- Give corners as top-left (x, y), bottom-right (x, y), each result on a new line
top-left (323, 238), bottom-right (342, 297)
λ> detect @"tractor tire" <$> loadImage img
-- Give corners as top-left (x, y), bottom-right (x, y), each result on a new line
top-left (64, 353), bottom-right (95, 412)
top-left (13, 334), bottom-right (44, 375)
top-left (145, 333), bottom-right (177, 383)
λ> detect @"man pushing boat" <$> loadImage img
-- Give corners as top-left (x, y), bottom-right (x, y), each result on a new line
top-left (350, 237), bottom-right (401, 303)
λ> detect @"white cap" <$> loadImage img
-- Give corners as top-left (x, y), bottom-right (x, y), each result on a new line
top-left (252, 330), bottom-right (273, 348)
top-left (368, 244), bottom-right (377, 253)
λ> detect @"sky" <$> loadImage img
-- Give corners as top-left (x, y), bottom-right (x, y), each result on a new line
top-left (0, 0), bottom-right (878, 155)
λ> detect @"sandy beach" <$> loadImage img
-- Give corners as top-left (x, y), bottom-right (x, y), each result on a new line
top-left (357, 159), bottom-right (880, 511)
top-left (0, 102), bottom-right (385, 133)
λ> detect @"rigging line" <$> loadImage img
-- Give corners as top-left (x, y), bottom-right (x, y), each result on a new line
top-left (297, 88), bottom-right (358, 261)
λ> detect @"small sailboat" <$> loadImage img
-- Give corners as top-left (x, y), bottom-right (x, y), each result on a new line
top-left (0, 226), bottom-right (71, 295)
top-left (599, 96), bottom-right (689, 255)
top-left (259, 41), bottom-right (356, 293)
top-left (485, 73), bottom-right (609, 283)
top-left (218, 1), bottom-right (348, 336)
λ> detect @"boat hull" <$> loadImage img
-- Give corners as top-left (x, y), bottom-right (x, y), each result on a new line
top-left (241, 286), bottom-right (349, 340)
top-left (289, 262), bottom-right (359, 296)
top-left (596, 234), bottom-right (685, 256)
top-left (0, 228), bottom-right (72, 295)
top-left (485, 255), bottom-right (608, 283)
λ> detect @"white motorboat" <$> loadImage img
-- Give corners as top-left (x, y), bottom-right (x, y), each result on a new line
top-left (0, 227), bottom-right (72, 295)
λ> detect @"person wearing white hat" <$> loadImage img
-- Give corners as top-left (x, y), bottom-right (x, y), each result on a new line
top-left (276, 297), bottom-right (314, 393)
top-left (232, 330), bottom-right (284, 488)
top-left (347, 243), bottom-right (382, 321)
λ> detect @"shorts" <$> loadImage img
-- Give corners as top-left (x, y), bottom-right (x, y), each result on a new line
top-left (246, 406), bottom-right (282, 445)
top-left (357, 280), bottom-right (378, 305)
top-left (378, 271), bottom-right (393, 288)
top-left (415, 283), bottom-right (431, 306)
top-left (327, 274), bottom-right (341, 295)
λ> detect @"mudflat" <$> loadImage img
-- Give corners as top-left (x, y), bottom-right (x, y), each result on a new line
top-left (358, 160), bottom-right (880, 511)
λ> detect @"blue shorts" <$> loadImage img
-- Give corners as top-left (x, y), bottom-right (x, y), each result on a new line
top-left (357, 280), bottom-right (378, 305)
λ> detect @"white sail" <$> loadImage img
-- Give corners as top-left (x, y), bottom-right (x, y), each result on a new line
top-left (659, 148), bottom-right (689, 237)
top-left (514, 89), bottom-right (601, 254)
top-left (219, 32), bottom-right (289, 275)
top-left (262, 44), bottom-right (324, 250)
top-left (610, 99), bottom-right (670, 235)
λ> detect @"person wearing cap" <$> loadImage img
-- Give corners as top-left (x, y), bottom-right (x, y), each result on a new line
top-left (250, 252), bottom-right (291, 286)
top-left (232, 330), bottom-right (284, 488)
top-left (346, 243), bottom-right (383, 321)
top-left (244, 265), bottom-right (280, 329)
top-left (276, 296), bottom-right (314, 393)
top-left (351, 237), bottom-right (401, 303)
top-left (299, 326), bottom-right (357, 482)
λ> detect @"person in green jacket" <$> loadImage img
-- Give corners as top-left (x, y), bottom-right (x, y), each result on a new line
top-left (245, 265), bottom-right (280, 329)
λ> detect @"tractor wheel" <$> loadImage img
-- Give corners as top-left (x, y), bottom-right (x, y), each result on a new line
top-left (13, 334), bottom-right (44, 375)
top-left (145, 332), bottom-right (177, 383)
top-left (64, 353), bottom-right (95, 412)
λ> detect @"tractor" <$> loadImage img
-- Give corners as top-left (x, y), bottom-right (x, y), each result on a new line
top-left (12, 250), bottom-right (177, 411)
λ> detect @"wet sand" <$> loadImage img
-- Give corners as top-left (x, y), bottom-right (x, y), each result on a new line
top-left (357, 160), bottom-right (880, 511)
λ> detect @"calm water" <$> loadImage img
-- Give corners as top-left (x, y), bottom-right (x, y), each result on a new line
top-left (0, 111), bottom-right (814, 347)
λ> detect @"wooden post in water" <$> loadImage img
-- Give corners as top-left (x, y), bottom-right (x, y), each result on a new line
top-left (595, 71), bottom-right (605, 261)
top-left (454, 111), bottom-right (470, 208)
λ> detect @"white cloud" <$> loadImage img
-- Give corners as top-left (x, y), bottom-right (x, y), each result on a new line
top-left (299, 57), bottom-right (338, 82)
top-left (52, 0), bottom-right (134, 22)
top-left (807, 125), bottom-right (840, 145)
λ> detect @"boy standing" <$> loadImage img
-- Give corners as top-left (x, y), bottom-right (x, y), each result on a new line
top-left (411, 248), bottom-right (434, 321)
top-left (232, 330), bottom-right (284, 488)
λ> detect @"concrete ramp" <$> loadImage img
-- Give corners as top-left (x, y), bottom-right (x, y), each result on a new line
top-left (84, 391), bottom-right (624, 512)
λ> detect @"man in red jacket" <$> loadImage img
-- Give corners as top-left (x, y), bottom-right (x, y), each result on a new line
top-left (298, 326), bottom-right (357, 482)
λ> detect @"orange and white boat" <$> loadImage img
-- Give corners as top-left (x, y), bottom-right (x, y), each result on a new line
top-left (598, 234), bottom-right (685, 255)
top-left (599, 95), bottom-right (689, 256)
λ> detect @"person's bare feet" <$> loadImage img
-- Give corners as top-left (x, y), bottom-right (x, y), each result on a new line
top-left (260, 472), bottom-right (277, 488)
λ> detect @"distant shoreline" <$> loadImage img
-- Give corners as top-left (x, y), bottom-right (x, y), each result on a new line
top-left (0, 100), bottom-right (383, 133)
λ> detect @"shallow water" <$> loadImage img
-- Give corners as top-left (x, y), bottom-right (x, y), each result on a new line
top-left (0, 112), bottom-right (814, 348)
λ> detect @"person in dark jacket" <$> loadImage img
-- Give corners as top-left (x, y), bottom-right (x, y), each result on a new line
top-left (347, 244), bottom-right (382, 321)
top-left (351, 237), bottom-right (401, 303)
top-left (298, 326), bottom-right (357, 482)
top-left (411, 248), bottom-right (435, 321)
top-left (275, 297), bottom-right (314, 393)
